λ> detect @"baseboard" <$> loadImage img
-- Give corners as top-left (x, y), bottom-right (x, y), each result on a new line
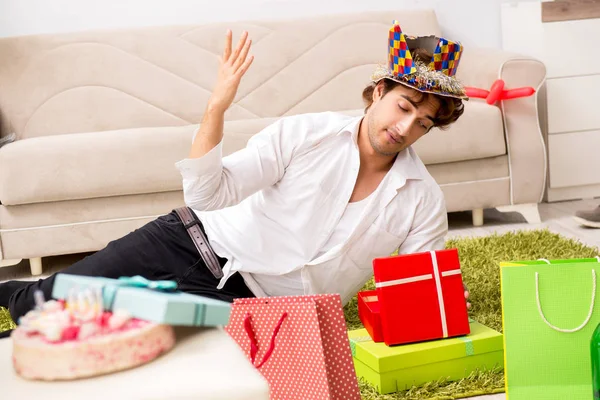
top-left (547, 184), bottom-right (600, 202)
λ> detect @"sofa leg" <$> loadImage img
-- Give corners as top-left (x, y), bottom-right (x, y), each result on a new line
top-left (29, 257), bottom-right (42, 276)
top-left (472, 209), bottom-right (484, 227)
top-left (0, 259), bottom-right (22, 267)
top-left (496, 203), bottom-right (541, 224)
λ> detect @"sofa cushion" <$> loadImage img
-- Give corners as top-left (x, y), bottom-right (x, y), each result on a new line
top-left (412, 100), bottom-right (506, 165)
top-left (0, 10), bottom-right (442, 140)
top-left (0, 119), bottom-right (291, 206)
top-left (0, 103), bottom-right (505, 206)
top-left (0, 125), bottom-right (189, 205)
top-left (0, 122), bottom-right (240, 206)
top-left (336, 102), bottom-right (506, 164)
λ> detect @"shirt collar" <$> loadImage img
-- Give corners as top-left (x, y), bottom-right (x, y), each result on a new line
top-left (337, 115), bottom-right (363, 144)
top-left (341, 114), bottom-right (425, 185)
top-left (391, 147), bottom-right (424, 182)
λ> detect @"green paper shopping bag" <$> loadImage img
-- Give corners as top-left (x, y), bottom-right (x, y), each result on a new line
top-left (501, 257), bottom-right (600, 400)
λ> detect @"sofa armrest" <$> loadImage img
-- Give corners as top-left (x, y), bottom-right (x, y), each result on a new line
top-left (458, 48), bottom-right (547, 205)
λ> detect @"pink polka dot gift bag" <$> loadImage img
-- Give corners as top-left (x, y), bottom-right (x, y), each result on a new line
top-left (225, 294), bottom-right (361, 400)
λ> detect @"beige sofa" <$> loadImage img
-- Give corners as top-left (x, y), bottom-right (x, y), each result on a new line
top-left (0, 9), bottom-right (547, 275)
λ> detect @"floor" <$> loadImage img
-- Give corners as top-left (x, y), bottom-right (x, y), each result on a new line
top-left (469, 394), bottom-right (504, 400)
top-left (447, 198), bottom-right (600, 249)
top-left (2, 198), bottom-right (600, 400)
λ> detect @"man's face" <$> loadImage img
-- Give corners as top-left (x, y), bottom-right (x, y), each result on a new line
top-left (366, 82), bottom-right (441, 157)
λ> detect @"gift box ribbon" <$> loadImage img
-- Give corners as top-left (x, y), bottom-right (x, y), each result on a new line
top-left (103, 276), bottom-right (177, 309)
top-left (108, 277), bottom-right (210, 326)
top-left (349, 336), bottom-right (372, 357)
top-left (375, 251), bottom-right (461, 338)
top-left (458, 336), bottom-right (475, 356)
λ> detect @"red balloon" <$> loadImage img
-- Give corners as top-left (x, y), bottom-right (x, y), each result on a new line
top-left (486, 79), bottom-right (505, 105)
top-left (465, 87), bottom-right (489, 98)
top-left (465, 81), bottom-right (535, 102)
top-left (500, 87), bottom-right (536, 99)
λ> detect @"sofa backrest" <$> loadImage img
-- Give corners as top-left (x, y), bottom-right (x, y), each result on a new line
top-left (0, 10), bottom-right (441, 140)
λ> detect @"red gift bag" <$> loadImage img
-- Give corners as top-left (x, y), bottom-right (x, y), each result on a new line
top-left (373, 249), bottom-right (470, 346)
top-left (225, 294), bottom-right (361, 400)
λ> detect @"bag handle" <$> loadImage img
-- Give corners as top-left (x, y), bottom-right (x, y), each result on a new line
top-left (535, 270), bottom-right (596, 333)
top-left (244, 312), bottom-right (288, 368)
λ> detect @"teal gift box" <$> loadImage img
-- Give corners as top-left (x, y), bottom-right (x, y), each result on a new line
top-left (51, 273), bottom-right (231, 326)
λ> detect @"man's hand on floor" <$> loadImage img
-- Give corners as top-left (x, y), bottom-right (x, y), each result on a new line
top-left (464, 283), bottom-right (471, 310)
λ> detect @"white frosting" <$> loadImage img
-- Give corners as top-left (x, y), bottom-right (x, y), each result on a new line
top-left (108, 309), bottom-right (131, 330)
top-left (41, 300), bottom-right (63, 313)
top-left (78, 322), bottom-right (100, 340)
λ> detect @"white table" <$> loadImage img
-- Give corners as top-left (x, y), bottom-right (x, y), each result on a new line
top-left (1, 326), bottom-right (270, 399)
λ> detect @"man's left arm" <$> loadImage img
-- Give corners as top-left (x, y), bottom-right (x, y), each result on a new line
top-left (396, 189), bottom-right (471, 307)
top-left (397, 190), bottom-right (448, 256)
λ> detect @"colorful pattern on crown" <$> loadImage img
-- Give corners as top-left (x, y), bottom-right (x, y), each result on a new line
top-left (431, 38), bottom-right (462, 77)
top-left (371, 20), bottom-right (468, 100)
top-left (388, 21), bottom-right (416, 76)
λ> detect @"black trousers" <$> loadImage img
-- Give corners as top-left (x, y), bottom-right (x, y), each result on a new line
top-left (0, 209), bottom-right (254, 338)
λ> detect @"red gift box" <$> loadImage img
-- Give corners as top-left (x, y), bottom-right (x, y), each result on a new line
top-left (373, 249), bottom-right (470, 346)
top-left (357, 290), bottom-right (384, 342)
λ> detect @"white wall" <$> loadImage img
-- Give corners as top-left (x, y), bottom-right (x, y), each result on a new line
top-left (0, 0), bottom-right (540, 49)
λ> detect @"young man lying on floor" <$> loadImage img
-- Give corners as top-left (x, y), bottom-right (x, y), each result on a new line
top-left (0, 21), bottom-right (470, 336)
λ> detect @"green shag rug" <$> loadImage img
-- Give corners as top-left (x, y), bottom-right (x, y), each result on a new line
top-left (1, 229), bottom-right (598, 399)
top-left (343, 229), bottom-right (599, 399)
top-left (0, 307), bottom-right (15, 332)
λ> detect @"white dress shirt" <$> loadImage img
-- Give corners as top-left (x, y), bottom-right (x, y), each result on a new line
top-left (175, 111), bottom-right (448, 305)
top-left (250, 191), bottom-right (372, 297)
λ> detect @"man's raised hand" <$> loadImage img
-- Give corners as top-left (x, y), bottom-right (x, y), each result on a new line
top-left (208, 30), bottom-right (254, 113)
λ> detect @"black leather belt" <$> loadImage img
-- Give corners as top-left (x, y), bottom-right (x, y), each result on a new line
top-left (174, 207), bottom-right (224, 280)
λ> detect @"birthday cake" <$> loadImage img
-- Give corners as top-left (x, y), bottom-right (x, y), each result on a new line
top-left (11, 290), bottom-right (175, 381)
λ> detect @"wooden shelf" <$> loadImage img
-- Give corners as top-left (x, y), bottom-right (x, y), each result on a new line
top-left (542, 0), bottom-right (600, 23)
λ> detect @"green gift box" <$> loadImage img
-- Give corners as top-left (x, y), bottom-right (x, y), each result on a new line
top-left (51, 273), bottom-right (231, 327)
top-left (348, 320), bottom-right (504, 394)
